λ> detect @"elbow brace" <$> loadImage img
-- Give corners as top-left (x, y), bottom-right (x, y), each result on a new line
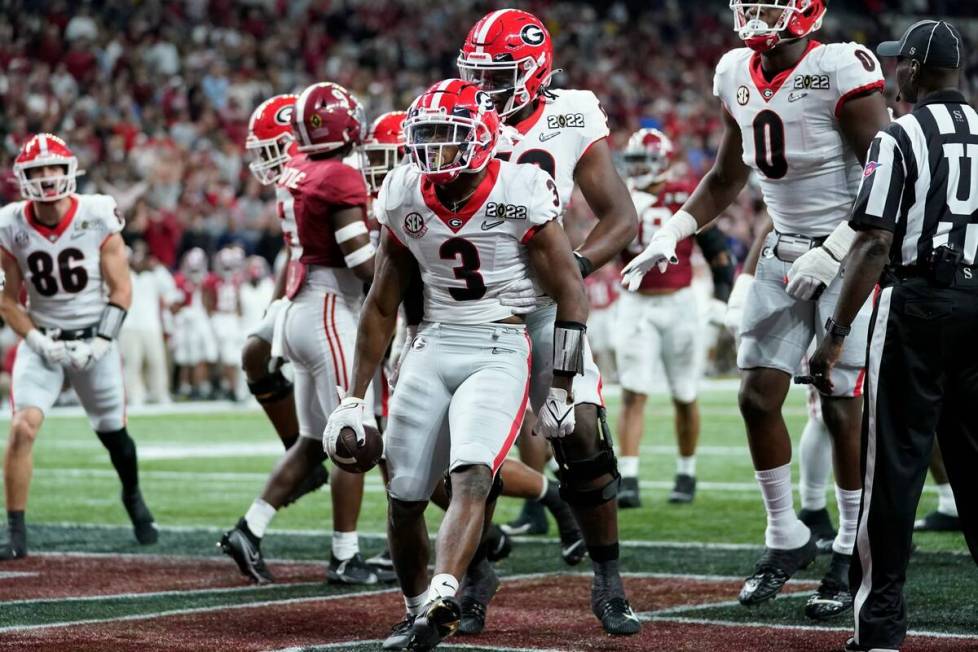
top-left (553, 321), bottom-right (587, 377)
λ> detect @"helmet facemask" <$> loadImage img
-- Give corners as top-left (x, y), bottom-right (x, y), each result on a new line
top-left (623, 149), bottom-right (670, 189)
top-left (405, 110), bottom-right (493, 184)
top-left (363, 144), bottom-right (404, 194)
top-left (16, 160), bottom-right (80, 202)
top-left (247, 132), bottom-right (294, 185)
top-left (730, 0), bottom-right (823, 52)
top-left (458, 55), bottom-right (538, 118)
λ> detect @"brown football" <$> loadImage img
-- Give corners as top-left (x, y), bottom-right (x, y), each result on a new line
top-left (331, 426), bottom-right (383, 473)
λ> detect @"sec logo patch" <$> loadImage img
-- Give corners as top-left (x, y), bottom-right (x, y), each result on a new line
top-left (404, 212), bottom-right (427, 238)
top-left (737, 86), bottom-right (750, 106)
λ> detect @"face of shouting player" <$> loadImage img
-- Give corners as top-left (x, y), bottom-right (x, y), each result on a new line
top-left (26, 165), bottom-right (71, 200)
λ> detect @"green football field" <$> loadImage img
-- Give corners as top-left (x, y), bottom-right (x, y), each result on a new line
top-left (0, 385), bottom-right (974, 650)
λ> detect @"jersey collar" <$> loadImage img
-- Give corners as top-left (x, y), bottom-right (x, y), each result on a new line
top-left (508, 99), bottom-right (547, 136)
top-left (421, 159), bottom-right (500, 233)
top-left (749, 40), bottom-right (822, 103)
top-left (916, 89), bottom-right (967, 108)
top-left (25, 195), bottom-right (79, 242)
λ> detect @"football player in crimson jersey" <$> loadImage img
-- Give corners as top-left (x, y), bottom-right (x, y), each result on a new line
top-left (203, 246), bottom-right (245, 401)
top-left (621, 0), bottom-right (891, 618)
top-left (614, 129), bottom-right (734, 510)
top-left (239, 94), bottom-right (306, 456)
top-left (323, 78), bottom-right (589, 651)
top-left (220, 83), bottom-right (388, 587)
top-left (0, 134), bottom-right (157, 560)
top-left (456, 9), bottom-right (641, 636)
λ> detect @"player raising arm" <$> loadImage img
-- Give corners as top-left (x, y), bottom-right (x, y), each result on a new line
top-left (621, 0), bottom-right (890, 621)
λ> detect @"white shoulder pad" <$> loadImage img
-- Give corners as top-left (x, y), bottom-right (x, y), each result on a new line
top-left (523, 164), bottom-right (561, 227)
top-left (380, 164), bottom-right (416, 216)
top-left (80, 193), bottom-right (125, 233)
top-left (714, 48), bottom-right (752, 100)
top-left (821, 42), bottom-right (885, 100)
top-left (552, 89), bottom-right (609, 146)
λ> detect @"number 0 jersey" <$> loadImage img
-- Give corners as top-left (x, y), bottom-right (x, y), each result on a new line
top-left (0, 194), bottom-right (123, 329)
top-left (376, 159), bottom-right (560, 325)
top-left (496, 89), bottom-right (610, 212)
top-left (714, 41), bottom-right (884, 237)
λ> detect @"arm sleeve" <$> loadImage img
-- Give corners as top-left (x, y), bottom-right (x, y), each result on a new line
top-left (849, 129), bottom-right (906, 233)
top-left (833, 43), bottom-right (886, 116)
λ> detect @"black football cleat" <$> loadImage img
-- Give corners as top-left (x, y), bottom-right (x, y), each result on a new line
top-left (913, 510), bottom-right (961, 532)
top-left (458, 558), bottom-right (499, 635)
top-left (281, 464), bottom-right (328, 508)
top-left (561, 535), bottom-right (587, 566)
top-left (799, 507), bottom-right (837, 554)
top-left (327, 552), bottom-right (385, 585)
top-left (382, 614), bottom-right (416, 650)
top-left (407, 597), bottom-right (462, 650)
top-left (501, 499), bottom-right (548, 536)
top-left (668, 473), bottom-right (697, 504)
top-left (367, 547), bottom-right (395, 571)
top-left (218, 518), bottom-right (272, 584)
top-left (0, 543), bottom-right (26, 561)
top-left (805, 551), bottom-right (853, 621)
top-left (595, 596), bottom-right (641, 635)
top-left (739, 536), bottom-right (817, 606)
top-left (122, 489), bottom-right (158, 545)
top-left (617, 476), bottom-right (641, 509)
top-left (484, 523), bottom-right (512, 563)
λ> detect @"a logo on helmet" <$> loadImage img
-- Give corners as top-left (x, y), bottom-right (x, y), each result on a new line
top-left (310, 113), bottom-right (322, 129)
top-left (274, 105), bottom-right (294, 125)
top-left (520, 24), bottom-right (545, 46)
top-left (404, 212), bottom-right (427, 238)
top-left (475, 91), bottom-right (494, 114)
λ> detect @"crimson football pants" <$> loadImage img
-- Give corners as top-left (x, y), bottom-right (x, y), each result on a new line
top-left (851, 279), bottom-right (978, 649)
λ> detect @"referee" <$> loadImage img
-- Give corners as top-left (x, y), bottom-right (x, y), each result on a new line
top-left (807, 19), bottom-right (978, 652)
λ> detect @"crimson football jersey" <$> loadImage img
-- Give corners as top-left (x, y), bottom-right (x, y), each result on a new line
top-left (620, 180), bottom-right (696, 292)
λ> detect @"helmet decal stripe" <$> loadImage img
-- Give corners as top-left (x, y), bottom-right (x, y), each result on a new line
top-left (475, 9), bottom-right (508, 44)
top-left (294, 84), bottom-right (316, 147)
top-left (429, 79), bottom-right (456, 110)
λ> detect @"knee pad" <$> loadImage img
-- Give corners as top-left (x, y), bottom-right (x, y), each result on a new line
top-left (247, 368), bottom-right (293, 404)
top-left (443, 467), bottom-right (503, 505)
top-left (552, 409), bottom-right (621, 508)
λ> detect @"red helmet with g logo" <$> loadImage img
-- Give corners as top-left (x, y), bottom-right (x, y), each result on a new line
top-left (291, 82), bottom-right (366, 155)
top-left (246, 94), bottom-right (297, 185)
top-left (730, 0), bottom-right (827, 52)
top-left (457, 9), bottom-right (554, 118)
top-left (404, 79), bottom-right (500, 185)
top-left (364, 111), bottom-right (407, 194)
top-left (14, 134), bottom-right (83, 202)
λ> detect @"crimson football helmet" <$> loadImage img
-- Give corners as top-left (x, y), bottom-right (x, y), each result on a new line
top-left (457, 9), bottom-right (554, 118)
top-left (181, 247), bottom-right (208, 284)
top-left (247, 94), bottom-right (297, 185)
top-left (404, 79), bottom-right (500, 185)
top-left (730, 0), bottom-right (827, 52)
top-left (292, 82), bottom-right (366, 155)
top-left (623, 129), bottom-right (675, 188)
top-left (14, 134), bottom-right (84, 202)
top-left (363, 111), bottom-right (407, 194)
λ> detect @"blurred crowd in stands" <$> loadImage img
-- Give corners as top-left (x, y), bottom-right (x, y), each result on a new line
top-left (0, 0), bottom-right (975, 403)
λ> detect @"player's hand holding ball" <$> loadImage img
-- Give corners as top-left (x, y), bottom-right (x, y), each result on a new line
top-left (324, 390), bottom-right (383, 473)
top-left (536, 387), bottom-right (575, 438)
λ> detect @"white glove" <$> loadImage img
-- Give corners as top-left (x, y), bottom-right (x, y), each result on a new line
top-left (497, 277), bottom-right (540, 315)
top-left (620, 210), bottom-right (698, 292)
top-left (723, 273), bottom-right (754, 338)
top-left (785, 223), bottom-right (856, 301)
top-left (323, 392), bottom-right (366, 456)
top-left (65, 337), bottom-right (112, 371)
top-left (25, 329), bottom-right (68, 367)
top-left (387, 325), bottom-right (417, 391)
top-left (535, 387), bottom-right (575, 439)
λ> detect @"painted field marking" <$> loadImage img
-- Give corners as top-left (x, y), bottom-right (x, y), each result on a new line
top-left (0, 580), bottom-right (324, 607)
top-left (0, 571), bottom-right (39, 580)
top-left (271, 642), bottom-right (565, 652)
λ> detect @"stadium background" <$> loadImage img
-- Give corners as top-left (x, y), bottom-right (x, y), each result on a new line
top-left (0, 2), bottom-right (976, 650)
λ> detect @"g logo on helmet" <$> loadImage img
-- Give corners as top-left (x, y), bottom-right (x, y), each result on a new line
top-left (274, 105), bottom-right (294, 125)
top-left (520, 24), bottom-right (545, 46)
top-left (475, 90), bottom-right (494, 114)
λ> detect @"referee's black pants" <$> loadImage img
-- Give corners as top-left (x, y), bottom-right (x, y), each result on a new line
top-left (851, 278), bottom-right (978, 649)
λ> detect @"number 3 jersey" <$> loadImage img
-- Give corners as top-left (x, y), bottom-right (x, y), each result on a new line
top-left (714, 41), bottom-right (884, 237)
top-left (0, 194), bottom-right (123, 329)
top-left (376, 159), bottom-right (560, 325)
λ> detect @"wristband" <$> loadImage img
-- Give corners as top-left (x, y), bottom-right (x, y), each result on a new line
top-left (822, 222), bottom-right (857, 263)
top-left (553, 320), bottom-right (587, 377)
top-left (825, 317), bottom-right (851, 339)
top-left (655, 210), bottom-right (699, 242)
top-left (96, 303), bottom-right (127, 340)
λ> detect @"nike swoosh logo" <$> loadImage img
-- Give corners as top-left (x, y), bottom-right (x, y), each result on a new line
top-left (787, 92), bottom-right (808, 103)
top-left (481, 219), bottom-right (505, 231)
top-left (561, 540), bottom-right (583, 556)
top-left (70, 231), bottom-right (87, 239)
top-left (539, 131), bottom-right (561, 142)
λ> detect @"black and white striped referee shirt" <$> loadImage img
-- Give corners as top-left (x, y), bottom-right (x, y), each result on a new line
top-left (849, 90), bottom-right (978, 266)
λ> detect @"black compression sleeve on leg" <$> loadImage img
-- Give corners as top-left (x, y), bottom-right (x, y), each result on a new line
top-left (96, 428), bottom-right (139, 495)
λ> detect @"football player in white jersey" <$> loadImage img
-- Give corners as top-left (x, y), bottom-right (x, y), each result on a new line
top-left (323, 79), bottom-right (589, 650)
top-left (457, 9), bottom-right (641, 635)
top-left (0, 134), bottom-right (157, 560)
top-left (621, 0), bottom-right (891, 619)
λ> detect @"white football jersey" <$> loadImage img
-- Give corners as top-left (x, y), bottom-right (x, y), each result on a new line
top-left (497, 89), bottom-right (610, 212)
top-left (0, 194), bottom-right (123, 329)
top-left (714, 41), bottom-right (885, 237)
top-left (376, 159), bottom-right (560, 324)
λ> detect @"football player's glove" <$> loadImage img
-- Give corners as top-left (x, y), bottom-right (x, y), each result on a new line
top-left (25, 329), bottom-right (68, 367)
top-left (785, 223), bottom-right (856, 301)
top-left (497, 277), bottom-right (540, 315)
top-left (724, 273), bottom-right (754, 338)
top-left (66, 337), bottom-right (111, 371)
top-left (535, 387), bottom-right (575, 439)
top-left (621, 211), bottom-right (698, 292)
top-left (323, 392), bottom-right (366, 455)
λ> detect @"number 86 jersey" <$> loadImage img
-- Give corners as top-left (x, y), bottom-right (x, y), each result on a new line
top-left (714, 41), bottom-right (884, 237)
top-left (376, 159), bottom-right (560, 325)
top-left (0, 194), bottom-right (123, 329)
